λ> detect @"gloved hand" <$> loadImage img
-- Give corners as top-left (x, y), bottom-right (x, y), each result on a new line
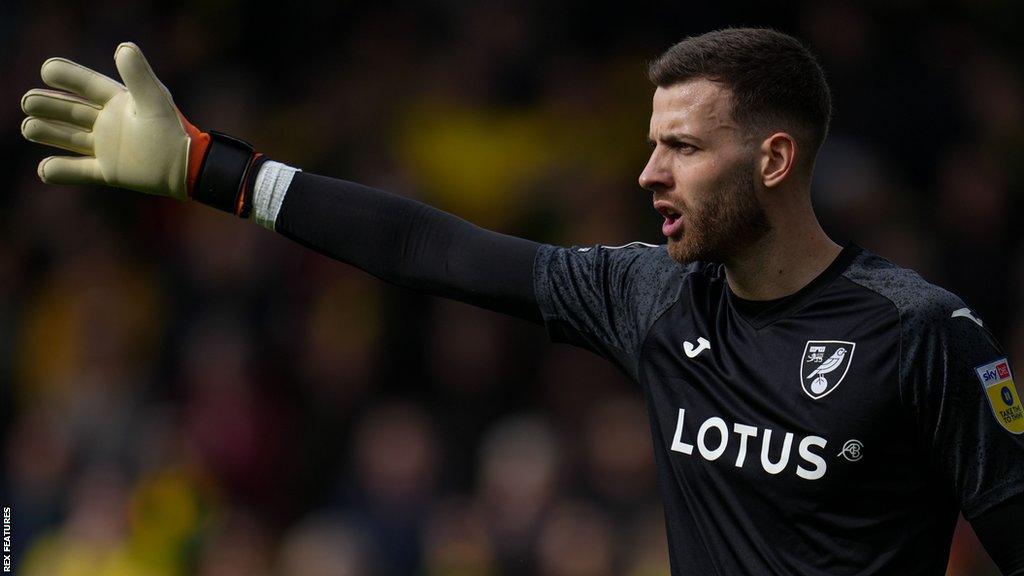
top-left (21, 42), bottom-right (210, 200)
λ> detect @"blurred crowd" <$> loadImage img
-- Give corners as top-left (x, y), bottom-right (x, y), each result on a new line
top-left (1, 1), bottom-right (1021, 575)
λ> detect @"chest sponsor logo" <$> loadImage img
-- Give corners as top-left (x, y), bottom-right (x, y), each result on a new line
top-left (800, 340), bottom-right (856, 400)
top-left (669, 408), bottom-right (830, 480)
top-left (975, 358), bottom-right (1024, 434)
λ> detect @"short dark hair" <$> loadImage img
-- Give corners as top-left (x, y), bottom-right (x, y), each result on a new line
top-left (649, 28), bottom-right (832, 161)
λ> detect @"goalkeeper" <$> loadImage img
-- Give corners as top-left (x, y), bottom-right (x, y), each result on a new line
top-left (21, 37), bottom-right (1024, 575)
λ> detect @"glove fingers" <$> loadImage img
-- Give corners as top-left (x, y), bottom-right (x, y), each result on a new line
top-left (40, 57), bottom-right (123, 106)
top-left (22, 117), bottom-right (95, 156)
top-left (37, 156), bottom-right (104, 186)
top-left (114, 42), bottom-right (174, 116)
top-left (21, 89), bottom-right (100, 129)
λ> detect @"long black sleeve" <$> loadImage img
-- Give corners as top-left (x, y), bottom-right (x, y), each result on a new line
top-left (970, 493), bottom-right (1024, 575)
top-left (272, 171), bottom-right (543, 323)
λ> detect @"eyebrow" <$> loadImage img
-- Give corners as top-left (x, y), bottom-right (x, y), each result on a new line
top-left (647, 133), bottom-right (703, 147)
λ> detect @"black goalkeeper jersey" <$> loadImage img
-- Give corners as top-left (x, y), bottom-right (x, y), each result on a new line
top-left (533, 241), bottom-right (1024, 575)
top-left (268, 169), bottom-right (1024, 573)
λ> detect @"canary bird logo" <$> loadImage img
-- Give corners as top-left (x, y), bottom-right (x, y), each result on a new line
top-left (800, 341), bottom-right (856, 400)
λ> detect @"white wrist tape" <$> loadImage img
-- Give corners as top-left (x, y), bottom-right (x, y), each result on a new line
top-left (252, 160), bottom-right (301, 230)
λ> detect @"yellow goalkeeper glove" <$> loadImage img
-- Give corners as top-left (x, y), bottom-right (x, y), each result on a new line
top-left (21, 42), bottom-right (259, 214)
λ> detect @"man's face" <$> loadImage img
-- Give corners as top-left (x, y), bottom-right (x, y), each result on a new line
top-left (639, 79), bottom-right (771, 264)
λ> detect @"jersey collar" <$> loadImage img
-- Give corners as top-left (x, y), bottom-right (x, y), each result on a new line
top-left (726, 242), bottom-right (863, 330)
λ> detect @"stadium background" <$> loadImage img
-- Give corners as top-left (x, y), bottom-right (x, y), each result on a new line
top-left (1, 0), bottom-right (1022, 574)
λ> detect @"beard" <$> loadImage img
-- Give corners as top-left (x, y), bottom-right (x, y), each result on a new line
top-left (666, 162), bottom-right (773, 265)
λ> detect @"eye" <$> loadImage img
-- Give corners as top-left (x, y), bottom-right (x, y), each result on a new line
top-left (672, 142), bottom-right (698, 154)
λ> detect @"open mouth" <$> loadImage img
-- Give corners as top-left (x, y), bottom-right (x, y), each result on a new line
top-left (654, 202), bottom-right (684, 238)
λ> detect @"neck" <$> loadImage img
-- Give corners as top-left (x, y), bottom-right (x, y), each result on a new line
top-left (724, 212), bottom-right (841, 301)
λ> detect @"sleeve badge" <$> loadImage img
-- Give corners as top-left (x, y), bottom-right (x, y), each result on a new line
top-left (975, 358), bottom-right (1024, 434)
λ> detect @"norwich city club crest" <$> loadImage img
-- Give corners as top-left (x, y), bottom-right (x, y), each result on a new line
top-left (800, 340), bottom-right (856, 400)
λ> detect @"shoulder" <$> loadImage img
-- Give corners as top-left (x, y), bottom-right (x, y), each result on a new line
top-left (533, 241), bottom-right (698, 321)
top-left (565, 240), bottom-right (670, 265)
top-left (536, 241), bottom-right (695, 283)
top-left (841, 248), bottom-right (1003, 404)
top-left (841, 247), bottom-right (967, 330)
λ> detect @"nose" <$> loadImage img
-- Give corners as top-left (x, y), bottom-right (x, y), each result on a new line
top-left (638, 149), bottom-right (672, 192)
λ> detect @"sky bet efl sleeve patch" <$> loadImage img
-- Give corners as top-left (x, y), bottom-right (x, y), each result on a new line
top-left (975, 358), bottom-right (1024, 434)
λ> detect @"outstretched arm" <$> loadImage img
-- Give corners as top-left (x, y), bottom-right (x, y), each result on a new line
top-left (20, 43), bottom-right (542, 323)
top-left (268, 170), bottom-right (541, 321)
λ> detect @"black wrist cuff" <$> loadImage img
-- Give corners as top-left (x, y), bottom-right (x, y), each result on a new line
top-left (193, 131), bottom-right (255, 214)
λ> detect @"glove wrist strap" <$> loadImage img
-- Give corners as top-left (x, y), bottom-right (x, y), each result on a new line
top-left (192, 131), bottom-right (256, 214)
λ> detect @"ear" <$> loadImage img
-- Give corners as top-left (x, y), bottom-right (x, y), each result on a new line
top-left (758, 132), bottom-right (797, 188)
